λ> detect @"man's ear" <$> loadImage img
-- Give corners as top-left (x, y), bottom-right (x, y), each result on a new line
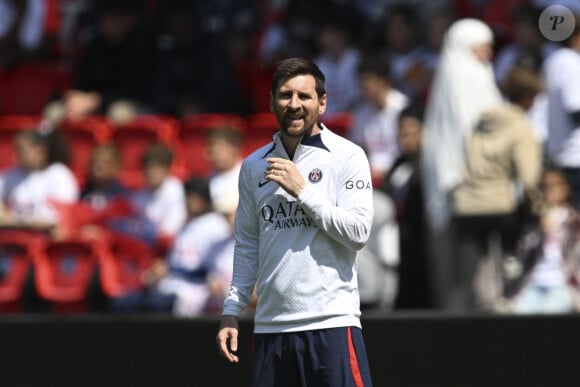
top-left (269, 92), bottom-right (275, 112)
top-left (318, 93), bottom-right (327, 114)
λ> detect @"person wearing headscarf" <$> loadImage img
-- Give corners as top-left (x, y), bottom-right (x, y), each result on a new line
top-left (421, 18), bottom-right (503, 231)
top-left (423, 19), bottom-right (543, 311)
top-left (420, 19), bottom-right (504, 308)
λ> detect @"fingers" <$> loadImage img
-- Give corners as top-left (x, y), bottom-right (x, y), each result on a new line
top-left (217, 328), bottom-right (239, 363)
top-left (229, 332), bottom-right (238, 353)
top-left (266, 158), bottom-right (291, 179)
top-left (266, 157), bottom-right (290, 170)
top-left (267, 161), bottom-right (286, 173)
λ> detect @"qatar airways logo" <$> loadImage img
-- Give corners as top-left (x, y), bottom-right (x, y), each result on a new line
top-left (260, 200), bottom-right (317, 230)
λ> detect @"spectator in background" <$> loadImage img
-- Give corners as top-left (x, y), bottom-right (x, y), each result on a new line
top-left (76, 142), bottom-right (132, 240)
top-left (356, 189), bottom-right (399, 312)
top-left (543, 11), bottom-right (580, 208)
top-left (382, 104), bottom-right (433, 310)
top-left (45, 0), bottom-right (157, 124)
top-left (503, 63), bottom-right (547, 145)
top-left (493, 4), bottom-right (556, 89)
top-left (81, 143), bottom-right (128, 210)
top-left (0, 0), bottom-right (54, 69)
top-left (421, 18), bottom-right (503, 232)
top-left (413, 6), bottom-right (455, 104)
top-left (0, 127), bottom-right (78, 239)
top-left (421, 18), bottom-right (504, 308)
top-left (56, 0), bottom-right (93, 63)
top-left (151, 1), bottom-right (245, 117)
top-left (450, 102), bottom-right (542, 311)
top-left (375, 4), bottom-right (423, 99)
top-left (110, 143), bottom-right (186, 252)
top-left (313, 6), bottom-right (362, 113)
top-left (508, 166), bottom-right (580, 314)
top-left (200, 191), bottom-right (240, 316)
top-left (110, 178), bottom-right (237, 317)
top-left (349, 53), bottom-right (408, 186)
top-left (204, 126), bottom-right (244, 207)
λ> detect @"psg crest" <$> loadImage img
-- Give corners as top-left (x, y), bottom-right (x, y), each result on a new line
top-left (308, 168), bottom-right (323, 183)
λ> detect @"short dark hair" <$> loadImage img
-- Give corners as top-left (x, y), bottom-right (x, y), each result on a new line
top-left (92, 142), bottom-right (122, 162)
top-left (398, 103), bottom-right (424, 124)
top-left (205, 126), bottom-right (243, 148)
top-left (141, 143), bottom-right (173, 167)
top-left (184, 176), bottom-right (211, 202)
top-left (357, 53), bottom-right (391, 81)
top-left (17, 127), bottom-right (70, 166)
top-left (513, 47), bottom-right (543, 73)
top-left (271, 58), bottom-right (326, 99)
top-left (504, 67), bottom-right (543, 103)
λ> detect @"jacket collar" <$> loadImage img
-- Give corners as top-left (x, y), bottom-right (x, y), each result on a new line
top-left (261, 123), bottom-right (331, 159)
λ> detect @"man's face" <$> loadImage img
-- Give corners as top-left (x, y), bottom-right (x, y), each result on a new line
top-left (205, 137), bottom-right (240, 172)
top-left (398, 116), bottom-right (422, 155)
top-left (91, 148), bottom-right (121, 183)
top-left (359, 72), bottom-right (389, 108)
top-left (270, 74), bottom-right (327, 139)
top-left (143, 162), bottom-right (169, 189)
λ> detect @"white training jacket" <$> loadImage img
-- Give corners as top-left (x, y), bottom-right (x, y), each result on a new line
top-left (222, 124), bottom-right (374, 333)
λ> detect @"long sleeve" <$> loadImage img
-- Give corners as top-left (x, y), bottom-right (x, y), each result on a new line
top-left (512, 116), bottom-right (542, 192)
top-left (297, 145), bottom-right (374, 251)
top-left (222, 164), bottom-right (259, 316)
top-left (222, 129), bottom-right (374, 332)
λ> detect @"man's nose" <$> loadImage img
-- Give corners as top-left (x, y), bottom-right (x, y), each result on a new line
top-left (288, 94), bottom-right (300, 108)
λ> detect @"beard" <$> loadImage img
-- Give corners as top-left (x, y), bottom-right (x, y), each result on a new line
top-left (277, 113), bottom-right (317, 139)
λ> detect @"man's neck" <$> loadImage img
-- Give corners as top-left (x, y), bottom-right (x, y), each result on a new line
top-left (375, 89), bottom-right (389, 110)
top-left (281, 136), bottom-right (300, 159)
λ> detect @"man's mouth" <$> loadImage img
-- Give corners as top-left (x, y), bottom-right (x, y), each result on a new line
top-left (286, 115), bottom-right (303, 122)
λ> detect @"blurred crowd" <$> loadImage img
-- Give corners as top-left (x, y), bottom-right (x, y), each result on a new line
top-left (1, 0), bottom-right (580, 317)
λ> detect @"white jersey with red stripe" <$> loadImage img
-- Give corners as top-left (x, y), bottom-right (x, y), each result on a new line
top-left (222, 124), bottom-right (374, 333)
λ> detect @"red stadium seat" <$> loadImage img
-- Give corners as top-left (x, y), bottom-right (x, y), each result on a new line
top-left (0, 115), bottom-right (43, 171)
top-left (110, 115), bottom-right (182, 188)
top-left (179, 113), bottom-right (247, 177)
top-left (0, 61), bottom-right (72, 115)
top-left (0, 231), bottom-right (45, 312)
top-left (98, 233), bottom-right (155, 298)
top-left (245, 112), bottom-right (278, 155)
top-left (34, 237), bottom-right (99, 313)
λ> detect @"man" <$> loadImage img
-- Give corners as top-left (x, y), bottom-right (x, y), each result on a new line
top-left (216, 57), bottom-right (374, 386)
top-left (348, 53), bottom-right (409, 187)
top-left (205, 126), bottom-right (243, 207)
top-left (382, 105), bottom-right (433, 310)
top-left (543, 11), bottom-right (580, 207)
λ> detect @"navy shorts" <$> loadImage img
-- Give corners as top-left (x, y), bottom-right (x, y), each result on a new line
top-left (251, 326), bottom-right (373, 387)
